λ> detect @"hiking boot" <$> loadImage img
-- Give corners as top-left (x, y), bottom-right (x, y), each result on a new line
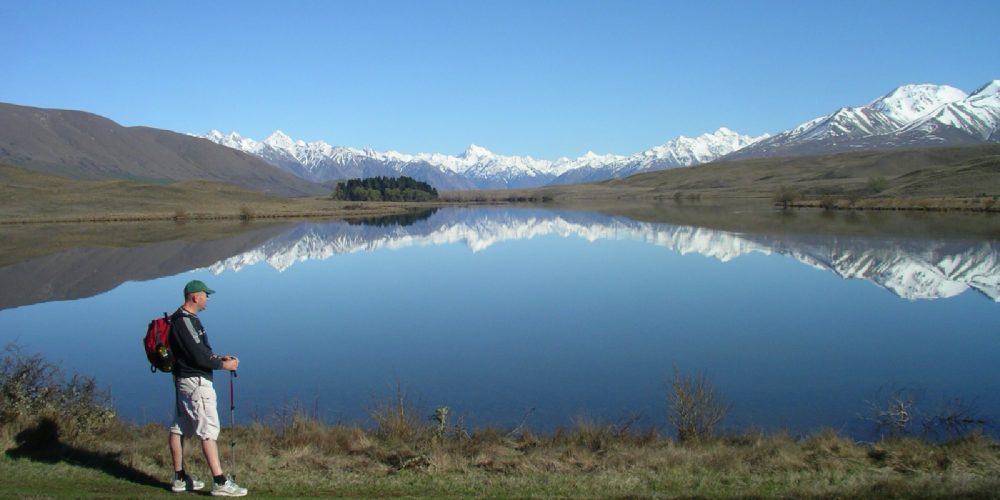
top-left (211, 478), bottom-right (248, 497)
top-left (171, 474), bottom-right (205, 492)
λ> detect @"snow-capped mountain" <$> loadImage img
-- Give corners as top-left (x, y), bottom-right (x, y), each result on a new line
top-left (869, 84), bottom-right (968, 124)
top-left (203, 130), bottom-right (412, 184)
top-left (549, 128), bottom-right (766, 185)
top-left (727, 81), bottom-right (999, 159)
top-left (199, 128), bottom-right (766, 191)
top-left (897, 80), bottom-right (1000, 143)
top-left (203, 208), bottom-right (1000, 302)
top-left (198, 79), bottom-right (998, 189)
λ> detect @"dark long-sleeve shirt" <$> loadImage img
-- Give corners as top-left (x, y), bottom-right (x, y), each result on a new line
top-left (169, 307), bottom-right (223, 380)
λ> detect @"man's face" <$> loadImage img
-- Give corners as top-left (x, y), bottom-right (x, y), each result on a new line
top-left (193, 291), bottom-right (209, 312)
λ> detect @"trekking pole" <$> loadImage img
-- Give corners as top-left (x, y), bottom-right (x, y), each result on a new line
top-left (230, 370), bottom-right (237, 482)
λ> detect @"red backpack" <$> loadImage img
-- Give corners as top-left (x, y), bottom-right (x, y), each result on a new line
top-left (143, 313), bottom-right (174, 373)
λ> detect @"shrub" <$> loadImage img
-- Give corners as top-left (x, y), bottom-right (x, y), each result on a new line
top-left (922, 398), bottom-right (990, 440)
top-left (239, 206), bottom-right (256, 221)
top-left (866, 176), bottom-right (889, 194)
top-left (369, 381), bottom-right (426, 442)
top-left (865, 386), bottom-right (921, 438)
top-left (819, 196), bottom-right (839, 210)
top-left (0, 344), bottom-right (116, 437)
top-left (773, 186), bottom-right (801, 208)
top-left (667, 368), bottom-right (729, 443)
top-left (846, 191), bottom-right (864, 207)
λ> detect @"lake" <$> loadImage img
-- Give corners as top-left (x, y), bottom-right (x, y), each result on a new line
top-left (1, 206), bottom-right (998, 439)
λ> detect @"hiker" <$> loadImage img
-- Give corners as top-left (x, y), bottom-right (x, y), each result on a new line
top-left (167, 279), bottom-right (248, 497)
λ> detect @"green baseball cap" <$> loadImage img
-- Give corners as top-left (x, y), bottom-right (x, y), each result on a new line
top-left (184, 280), bottom-right (216, 296)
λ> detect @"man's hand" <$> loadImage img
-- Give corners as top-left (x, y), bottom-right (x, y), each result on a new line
top-left (221, 356), bottom-right (240, 371)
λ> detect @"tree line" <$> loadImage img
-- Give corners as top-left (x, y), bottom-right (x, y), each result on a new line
top-left (331, 176), bottom-right (439, 202)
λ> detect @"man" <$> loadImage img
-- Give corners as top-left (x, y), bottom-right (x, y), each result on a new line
top-left (168, 279), bottom-right (248, 497)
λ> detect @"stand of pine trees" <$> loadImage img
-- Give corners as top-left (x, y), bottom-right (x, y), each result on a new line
top-left (331, 176), bottom-right (439, 202)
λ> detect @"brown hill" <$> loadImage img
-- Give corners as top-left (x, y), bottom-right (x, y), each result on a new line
top-left (0, 102), bottom-right (326, 196)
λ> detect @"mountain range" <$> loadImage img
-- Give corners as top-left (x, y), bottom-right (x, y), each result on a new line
top-left (200, 80), bottom-right (999, 190)
top-left (728, 81), bottom-right (1000, 159)
top-left (200, 127), bottom-right (767, 191)
top-left (0, 79), bottom-right (996, 195)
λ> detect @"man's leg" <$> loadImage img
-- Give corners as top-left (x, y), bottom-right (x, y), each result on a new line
top-left (201, 438), bottom-right (225, 477)
top-left (168, 431), bottom-right (207, 492)
top-left (169, 431), bottom-right (184, 471)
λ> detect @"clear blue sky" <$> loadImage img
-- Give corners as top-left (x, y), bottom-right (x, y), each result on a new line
top-left (4, 0), bottom-right (997, 159)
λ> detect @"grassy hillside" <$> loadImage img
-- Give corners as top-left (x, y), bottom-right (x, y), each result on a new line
top-left (448, 144), bottom-right (1000, 209)
top-left (0, 164), bottom-right (433, 224)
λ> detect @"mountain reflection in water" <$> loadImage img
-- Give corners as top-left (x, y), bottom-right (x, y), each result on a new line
top-left (0, 207), bottom-right (997, 310)
top-left (207, 208), bottom-right (999, 302)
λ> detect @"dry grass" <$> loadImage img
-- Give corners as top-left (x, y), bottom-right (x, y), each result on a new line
top-left (3, 398), bottom-right (1000, 497)
top-left (790, 195), bottom-right (1000, 212)
top-left (443, 144), bottom-right (1000, 212)
top-left (0, 163), bottom-right (450, 224)
top-left (9, 417), bottom-right (1000, 497)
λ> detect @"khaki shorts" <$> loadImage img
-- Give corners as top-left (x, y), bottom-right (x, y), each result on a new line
top-left (170, 376), bottom-right (221, 441)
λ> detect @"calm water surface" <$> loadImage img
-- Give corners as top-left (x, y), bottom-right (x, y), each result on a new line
top-left (1, 207), bottom-right (997, 438)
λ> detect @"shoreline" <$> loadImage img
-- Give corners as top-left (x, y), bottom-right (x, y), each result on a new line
top-left (4, 195), bottom-right (999, 226)
top-left (782, 197), bottom-right (1000, 213)
top-left (0, 203), bottom-right (453, 226)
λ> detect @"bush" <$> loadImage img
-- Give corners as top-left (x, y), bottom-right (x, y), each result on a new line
top-left (0, 344), bottom-right (116, 437)
top-left (866, 176), bottom-right (889, 194)
top-left (865, 386), bottom-right (921, 438)
top-left (819, 196), bottom-right (839, 210)
top-left (773, 186), bottom-right (801, 208)
top-left (923, 398), bottom-right (989, 440)
top-left (846, 191), bottom-right (864, 207)
top-left (667, 368), bottom-right (728, 443)
top-left (369, 381), bottom-right (426, 442)
top-left (239, 206), bottom-right (256, 221)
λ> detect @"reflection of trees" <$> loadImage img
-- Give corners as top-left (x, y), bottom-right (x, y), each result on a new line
top-left (345, 208), bottom-right (439, 227)
top-left (863, 386), bottom-right (994, 441)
